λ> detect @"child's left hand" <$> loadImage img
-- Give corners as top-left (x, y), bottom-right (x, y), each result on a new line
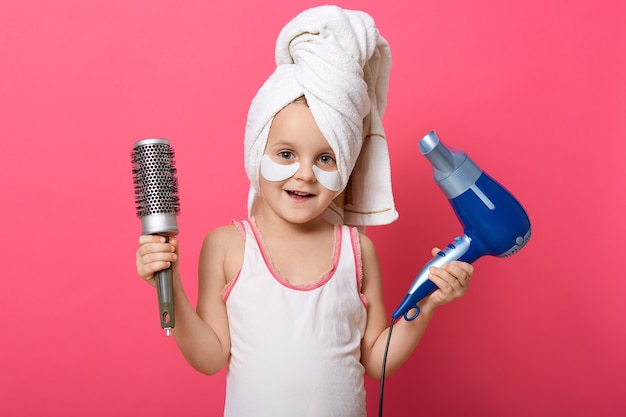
top-left (422, 247), bottom-right (474, 309)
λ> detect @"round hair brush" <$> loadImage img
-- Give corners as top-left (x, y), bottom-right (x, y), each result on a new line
top-left (131, 138), bottom-right (180, 336)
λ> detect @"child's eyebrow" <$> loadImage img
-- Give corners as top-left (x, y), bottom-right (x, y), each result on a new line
top-left (266, 137), bottom-right (335, 155)
top-left (266, 137), bottom-right (296, 147)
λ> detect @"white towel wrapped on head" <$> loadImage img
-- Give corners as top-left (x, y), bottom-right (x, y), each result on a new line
top-left (244, 5), bottom-right (398, 226)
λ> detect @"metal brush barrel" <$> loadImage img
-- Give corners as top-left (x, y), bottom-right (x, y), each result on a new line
top-left (133, 138), bottom-right (180, 235)
top-left (132, 138), bottom-right (180, 335)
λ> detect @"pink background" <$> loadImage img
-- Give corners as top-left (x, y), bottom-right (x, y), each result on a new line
top-left (1, 0), bottom-right (624, 415)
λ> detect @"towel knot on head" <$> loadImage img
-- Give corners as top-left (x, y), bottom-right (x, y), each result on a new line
top-left (244, 5), bottom-right (398, 226)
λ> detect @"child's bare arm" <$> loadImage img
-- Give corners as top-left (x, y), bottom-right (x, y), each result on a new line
top-left (172, 226), bottom-right (242, 375)
top-left (135, 228), bottom-right (236, 375)
top-left (359, 235), bottom-right (473, 380)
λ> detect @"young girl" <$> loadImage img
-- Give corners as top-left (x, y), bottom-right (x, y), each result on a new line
top-left (136, 6), bottom-right (473, 417)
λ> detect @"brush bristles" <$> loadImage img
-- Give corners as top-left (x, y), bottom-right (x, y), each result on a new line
top-left (131, 142), bottom-right (181, 218)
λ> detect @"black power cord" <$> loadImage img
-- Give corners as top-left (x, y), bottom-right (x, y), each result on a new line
top-left (378, 316), bottom-right (398, 417)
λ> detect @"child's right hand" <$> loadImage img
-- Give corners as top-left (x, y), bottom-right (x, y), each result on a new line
top-left (135, 235), bottom-right (179, 287)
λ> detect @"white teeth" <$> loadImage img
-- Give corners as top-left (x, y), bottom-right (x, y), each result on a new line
top-left (291, 191), bottom-right (311, 196)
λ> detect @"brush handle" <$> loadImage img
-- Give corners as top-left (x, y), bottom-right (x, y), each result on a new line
top-left (155, 235), bottom-right (175, 335)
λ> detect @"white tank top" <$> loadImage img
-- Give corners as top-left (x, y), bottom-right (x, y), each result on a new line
top-left (222, 219), bottom-right (368, 417)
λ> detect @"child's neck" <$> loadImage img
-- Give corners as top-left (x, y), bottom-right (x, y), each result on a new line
top-left (252, 212), bottom-right (337, 287)
top-left (254, 208), bottom-right (333, 238)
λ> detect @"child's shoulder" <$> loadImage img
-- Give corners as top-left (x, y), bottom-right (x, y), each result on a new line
top-left (205, 220), bottom-right (245, 241)
top-left (203, 221), bottom-right (246, 251)
top-left (201, 221), bottom-right (246, 280)
top-left (352, 228), bottom-right (377, 257)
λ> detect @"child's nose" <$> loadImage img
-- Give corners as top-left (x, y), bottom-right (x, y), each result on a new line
top-left (294, 160), bottom-right (316, 182)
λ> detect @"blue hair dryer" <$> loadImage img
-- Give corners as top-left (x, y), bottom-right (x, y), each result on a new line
top-left (392, 131), bottom-right (531, 321)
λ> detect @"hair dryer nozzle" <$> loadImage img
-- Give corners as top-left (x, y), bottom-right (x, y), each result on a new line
top-left (420, 131), bottom-right (482, 199)
top-left (419, 131), bottom-right (466, 180)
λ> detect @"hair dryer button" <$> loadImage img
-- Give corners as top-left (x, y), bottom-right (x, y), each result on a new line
top-left (447, 243), bottom-right (456, 249)
top-left (437, 250), bottom-right (446, 257)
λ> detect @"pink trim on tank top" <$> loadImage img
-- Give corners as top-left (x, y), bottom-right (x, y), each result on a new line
top-left (248, 217), bottom-right (341, 291)
top-left (221, 219), bottom-right (368, 306)
top-left (220, 220), bottom-right (246, 301)
top-left (349, 227), bottom-right (368, 309)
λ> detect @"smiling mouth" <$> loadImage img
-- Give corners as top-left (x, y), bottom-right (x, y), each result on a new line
top-left (286, 190), bottom-right (314, 198)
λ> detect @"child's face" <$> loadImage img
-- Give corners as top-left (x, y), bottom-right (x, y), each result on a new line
top-left (259, 101), bottom-right (339, 224)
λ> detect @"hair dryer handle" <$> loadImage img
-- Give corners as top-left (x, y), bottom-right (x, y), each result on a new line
top-left (391, 234), bottom-right (482, 321)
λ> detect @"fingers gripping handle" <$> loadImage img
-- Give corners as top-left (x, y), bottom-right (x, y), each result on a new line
top-left (156, 235), bottom-right (175, 336)
top-left (392, 235), bottom-right (473, 321)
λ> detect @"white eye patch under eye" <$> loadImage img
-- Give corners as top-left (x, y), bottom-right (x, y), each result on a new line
top-left (261, 154), bottom-right (300, 181)
top-left (312, 166), bottom-right (341, 191)
top-left (260, 154), bottom-right (341, 191)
